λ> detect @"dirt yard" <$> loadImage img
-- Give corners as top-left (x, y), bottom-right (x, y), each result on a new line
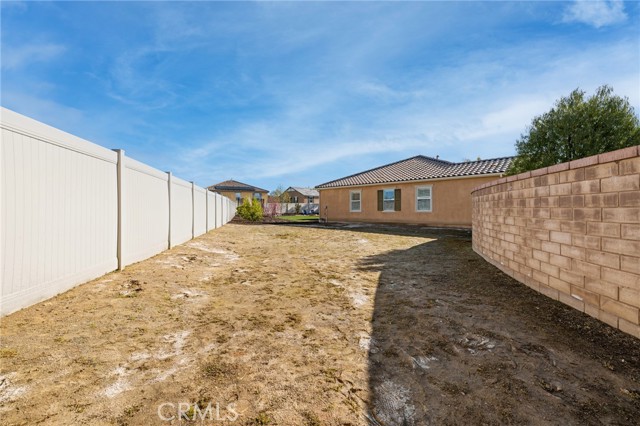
top-left (1, 223), bottom-right (639, 425)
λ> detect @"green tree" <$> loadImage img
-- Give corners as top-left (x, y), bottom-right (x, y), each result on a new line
top-left (269, 185), bottom-right (291, 203)
top-left (270, 185), bottom-right (284, 199)
top-left (270, 184), bottom-right (291, 215)
top-left (507, 85), bottom-right (640, 175)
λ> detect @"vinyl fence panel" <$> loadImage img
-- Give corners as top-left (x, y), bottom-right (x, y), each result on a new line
top-left (122, 157), bottom-right (169, 266)
top-left (169, 176), bottom-right (193, 246)
top-left (193, 186), bottom-right (207, 237)
top-left (207, 191), bottom-right (216, 231)
top-left (1, 107), bottom-right (239, 316)
top-left (1, 109), bottom-right (118, 316)
top-left (215, 194), bottom-right (222, 228)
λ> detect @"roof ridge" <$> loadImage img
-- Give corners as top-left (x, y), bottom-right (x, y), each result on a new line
top-left (315, 155), bottom-right (427, 188)
top-left (209, 179), bottom-right (268, 192)
top-left (451, 155), bottom-right (514, 165)
top-left (415, 154), bottom-right (453, 164)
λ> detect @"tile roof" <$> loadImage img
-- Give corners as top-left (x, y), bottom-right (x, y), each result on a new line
top-left (315, 155), bottom-right (514, 189)
top-left (287, 186), bottom-right (320, 197)
top-left (208, 179), bottom-right (269, 193)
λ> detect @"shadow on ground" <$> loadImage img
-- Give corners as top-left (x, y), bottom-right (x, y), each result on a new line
top-left (356, 227), bottom-right (640, 426)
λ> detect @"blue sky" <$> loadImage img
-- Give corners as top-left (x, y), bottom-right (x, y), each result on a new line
top-left (2, 1), bottom-right (639, 191)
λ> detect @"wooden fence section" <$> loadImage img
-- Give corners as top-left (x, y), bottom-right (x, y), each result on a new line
top-left (0, 107), bottom-right (236, 316)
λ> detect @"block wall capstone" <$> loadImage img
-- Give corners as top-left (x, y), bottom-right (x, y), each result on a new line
top-left (471, 146), bottom-right (640, 338)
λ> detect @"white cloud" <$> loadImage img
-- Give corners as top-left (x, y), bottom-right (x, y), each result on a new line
top-left (171, 31), bottom-right (639, 187)
top-left (1, 43), bottom-right (66, 70)
top-left (563, 0), bottom-right (627, 28)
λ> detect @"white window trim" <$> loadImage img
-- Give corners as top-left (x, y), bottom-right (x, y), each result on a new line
top-left (349, 190), bottom-right (362, 213)
top-left (415, 185), bottom-right (433, 212)
top-left (382, 188), bottom-right (395, 212)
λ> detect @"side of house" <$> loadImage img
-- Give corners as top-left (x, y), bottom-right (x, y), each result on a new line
top-left (316, 155), bottom-right (513, 227)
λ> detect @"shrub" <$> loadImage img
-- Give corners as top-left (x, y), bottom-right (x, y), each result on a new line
top-left (294, 203), bottom-right (301, 214)
top-left (263, 203), bottom-right (277, 218)
top-left (236, 198), bottom-right (263, 221)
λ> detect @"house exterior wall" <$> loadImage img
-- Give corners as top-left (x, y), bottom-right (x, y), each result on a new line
top-left (471, 146), bottom-right (640, 338)
top-left (287, 190), bottom-right (319, 204)
top-left (318, 175), bottom-right (498, 227)
top-left (217, 190), bottom-right (267, 205)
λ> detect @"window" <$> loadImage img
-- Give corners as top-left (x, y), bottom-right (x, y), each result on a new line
top-left (235, 192), bottom-right (242, 203)
top-left (350, 190), bottom-right (361, 212)
top-left (253, 192), bottom-right (262, 200)
top-left (308, 197), bottom-right (314, 204)
top-left (416, 186), bottom-right (432, 212)
top-left (292, 196), bottom-right (299, 203)
top-left (383, 189), bottom-right (395, 211)
top-left (377, 189), bottom-right (401, 211)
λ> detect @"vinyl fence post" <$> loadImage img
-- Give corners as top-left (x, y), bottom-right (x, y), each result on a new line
top-left (191, 181), bottom-right (195, 239)
top-left (114, 149), bottom-right (125, 271)
top-left (205, 189), bottom-right (209, 232)
top-left (167, 171), bottom-right (173, 249)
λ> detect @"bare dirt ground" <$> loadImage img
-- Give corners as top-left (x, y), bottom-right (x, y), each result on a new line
top-left (1, 223), bottom-right (639, 425)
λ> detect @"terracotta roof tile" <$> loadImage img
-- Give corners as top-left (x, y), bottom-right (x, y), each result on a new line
top-left (208, 179), bottom-right (268, 193)
top-left (288, 187), bottom-right (320, 197)
top-left (316, 155), bottom-right (513, 189)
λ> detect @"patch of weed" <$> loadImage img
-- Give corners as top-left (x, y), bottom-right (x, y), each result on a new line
top-left (285, 312), bottom-right (302, 326)
top-left (0, 348), bottom-right (17, 358)
top-left (248, 411), bottom-right (272, 425)
top-left (302, 410), bottom-right (322, 426)
top-left (202, 357), bottom-right (236, 379)
top-left (302, 328), bottom-right (316, 339)
top-left (74, 356), bottom-right (96, 366)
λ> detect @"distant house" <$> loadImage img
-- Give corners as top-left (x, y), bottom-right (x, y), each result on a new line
top-left (208, 180), bottom-right (269, 206)
top-left (285, 187), bottom-right (320, 204)
top-left (315, 155), bottom-right (513, 227)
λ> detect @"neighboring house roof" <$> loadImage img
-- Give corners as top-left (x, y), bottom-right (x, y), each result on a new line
top-left (208, 179), bottom-right (269, 193)
top-left (315, 155), bottom-right (514, 189)
top-left (286, 186), bottom-right (320, 197)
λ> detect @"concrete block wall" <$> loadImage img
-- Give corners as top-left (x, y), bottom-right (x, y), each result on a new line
top-left (471, 146), bottom-right (640, 338)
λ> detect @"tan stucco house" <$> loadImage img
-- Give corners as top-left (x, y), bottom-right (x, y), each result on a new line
top-left (285, 187), bottom-right (320, 204)
top-left (315, 155), bottom-right (513, 227)
top-left (208, 180), bottom-right (269, 206)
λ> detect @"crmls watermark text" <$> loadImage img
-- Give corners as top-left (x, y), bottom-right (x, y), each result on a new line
top-left (158, 402), bottom-right (239, 422)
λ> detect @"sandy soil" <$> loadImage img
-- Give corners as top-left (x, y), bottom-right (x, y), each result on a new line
top-left (0, 223), bottom-right (638, 425)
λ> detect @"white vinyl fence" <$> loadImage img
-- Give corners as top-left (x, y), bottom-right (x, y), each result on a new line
top-left (265, 202), bottom-right (319, 215)
top-left (0, 107), bottom-right (236, 316)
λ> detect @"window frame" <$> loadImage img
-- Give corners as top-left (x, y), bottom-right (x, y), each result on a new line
top-left (382, 188), bottom-right (395, 212)
top-left (349, 190), bottom-right (362, 213)
top-left (415, 185), bottom-right (433, 212)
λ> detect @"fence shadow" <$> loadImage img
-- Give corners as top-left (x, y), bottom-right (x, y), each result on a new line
top-left (276, 221), bottom-right (472, 239)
